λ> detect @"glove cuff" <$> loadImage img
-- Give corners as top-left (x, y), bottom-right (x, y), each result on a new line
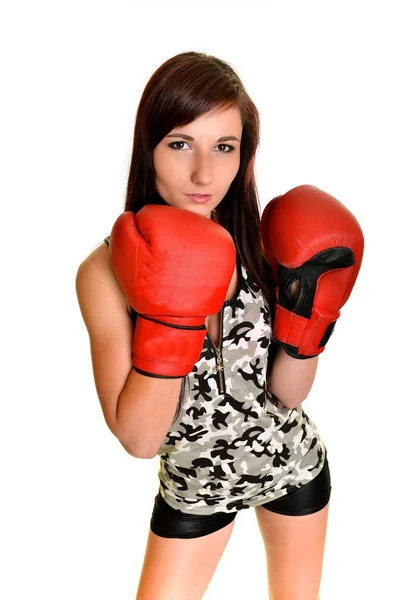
top-left (132, 314), bottom-right (207, 377)
top-left (274, 303), bottom-right (340, 358)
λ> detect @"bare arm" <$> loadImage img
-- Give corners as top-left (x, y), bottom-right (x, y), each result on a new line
top-left (116, 369), bottom-right (183, 458)
top-left (75, 250), bottom-right (183, 459)
top-left (268, 348), bottom-right (318, 409)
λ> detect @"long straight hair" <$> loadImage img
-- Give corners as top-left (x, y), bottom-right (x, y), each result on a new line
top-left (123, 51), bottom-right (277, 415)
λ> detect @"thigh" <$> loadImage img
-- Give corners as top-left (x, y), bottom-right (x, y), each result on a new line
top-left (135, 494), bottom-right (237, 600)
top-left (255, 501), bottom-right (330, 600)
top-left (254, 458), bottom-right (332, 599)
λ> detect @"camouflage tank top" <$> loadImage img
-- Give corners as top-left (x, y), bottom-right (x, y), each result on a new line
top-left (104, 236), bottom-right (326, 515)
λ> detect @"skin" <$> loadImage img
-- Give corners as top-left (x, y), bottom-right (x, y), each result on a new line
top-left (152, 105), bottom-right (242, 219)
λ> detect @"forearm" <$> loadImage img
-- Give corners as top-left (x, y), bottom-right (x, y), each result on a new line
top-left (268, 346), bottom-right (318, 409)
top-left (116, 368), bottom-right (183, 458)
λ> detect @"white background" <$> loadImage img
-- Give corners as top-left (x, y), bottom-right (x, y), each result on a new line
top-left (1, 1), bottom-right (398, 598)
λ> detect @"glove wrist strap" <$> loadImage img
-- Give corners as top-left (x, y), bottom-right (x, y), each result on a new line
top-left (274, 303), bottom-right (340, 357)
top-left (132, 314), bottom-right (207, 377)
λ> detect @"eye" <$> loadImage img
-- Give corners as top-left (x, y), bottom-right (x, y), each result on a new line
top-left (168, 141), bottom-right (235, 153)
top-left (217, 144), bottom-right (235, 153)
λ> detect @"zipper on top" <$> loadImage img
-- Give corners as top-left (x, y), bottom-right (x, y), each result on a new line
top-left (206, 306), bottom-right (226, 395)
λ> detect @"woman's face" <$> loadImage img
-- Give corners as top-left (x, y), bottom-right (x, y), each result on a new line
top-left (153, 106), bottom-right (242, 219)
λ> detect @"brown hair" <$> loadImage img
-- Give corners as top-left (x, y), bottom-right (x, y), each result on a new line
top-left (122, 51), bottom-right (277, 415)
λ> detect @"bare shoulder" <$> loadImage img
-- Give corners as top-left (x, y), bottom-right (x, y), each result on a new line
top-left (76, 241), bottom-right (130, 313)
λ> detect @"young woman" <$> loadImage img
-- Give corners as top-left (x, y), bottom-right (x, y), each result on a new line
top-left (76, 52), bottom-right (363, 600)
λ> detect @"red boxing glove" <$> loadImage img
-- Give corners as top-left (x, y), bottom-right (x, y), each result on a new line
top-left (109, 205), bottom-right (236, 377)
top-left (260, 185), bottom-right (364, 359)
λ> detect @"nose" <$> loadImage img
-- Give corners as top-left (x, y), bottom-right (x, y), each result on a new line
top-left (191, 153), bottom-right (213, 187)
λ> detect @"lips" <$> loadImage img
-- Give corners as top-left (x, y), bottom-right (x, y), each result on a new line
top-left (186, 194), bottom-right (212, 204)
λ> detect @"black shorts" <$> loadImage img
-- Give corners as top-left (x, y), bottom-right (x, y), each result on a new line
top-left (150, 455), bottom-right (332, 539)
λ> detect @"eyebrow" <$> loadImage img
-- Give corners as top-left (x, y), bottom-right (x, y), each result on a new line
top-left (166, 133), bottom-right (241, 143)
